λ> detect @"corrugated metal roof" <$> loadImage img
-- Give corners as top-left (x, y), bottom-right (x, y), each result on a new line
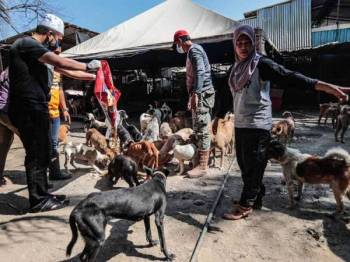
top-left (312, 26), bottom-right (350, 46)
top-left (240, 0), bottom-right (312, 51)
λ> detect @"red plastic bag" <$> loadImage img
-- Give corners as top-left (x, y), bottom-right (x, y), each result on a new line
top-left (94, 60), bottom-right (121, 128)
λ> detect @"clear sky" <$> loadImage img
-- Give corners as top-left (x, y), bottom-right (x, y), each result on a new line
top-left (3, 0), bottom-right (284, 37)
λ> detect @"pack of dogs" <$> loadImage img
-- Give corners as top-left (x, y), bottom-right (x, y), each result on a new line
top-left (62, 102), bottom-right (350, 261)
top-left (318, 102), bottom-right (350, 143)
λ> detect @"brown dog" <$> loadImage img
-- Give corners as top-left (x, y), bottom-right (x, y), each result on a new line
top-left (318, 102), bottom-right (340, 127)
top-left (210, 113), bottom-right (234, 169)
top-left (58, 124), bottom-right (70, 144)
top-left (86, 128), bottom-right (109, 154)
top-left (126, 141), bottom-right (159, 171)
top-left (271, 111), bottom-right (295, 145)
top-left (296, 147), bottom-right (350, 213)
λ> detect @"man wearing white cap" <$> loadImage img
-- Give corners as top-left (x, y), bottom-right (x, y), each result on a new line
top-left (8, 14), bottom-right (100, 213)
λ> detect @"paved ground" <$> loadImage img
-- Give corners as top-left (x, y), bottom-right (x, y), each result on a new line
top-left (0, 111), bottom-right (349, 262)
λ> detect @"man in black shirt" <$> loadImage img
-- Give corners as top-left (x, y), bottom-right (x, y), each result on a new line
top-left (9, 14), bottom-right (101, 213)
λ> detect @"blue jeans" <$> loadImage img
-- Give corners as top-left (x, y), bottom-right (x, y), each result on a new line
top-left (50, 117), bottom-right (60, 154)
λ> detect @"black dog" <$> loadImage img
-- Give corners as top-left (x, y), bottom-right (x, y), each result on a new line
top-left (66, 167), bottom-right (175, 262)
top-left (123, 120), bottom-right (143, 142)
top-left (107, 155), bottom-right (140, 187)
top-left (117, 124), bottom-right (134, 148)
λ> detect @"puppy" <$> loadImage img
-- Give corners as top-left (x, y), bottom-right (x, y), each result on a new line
top-left (66, 167), bottom-right (175, 262)
top-left (64, 142), bottom-right (109, 174)
top-left (271, 111), bottom-right (295, 145)
top-left (107, 155), bottom-right (139, 187)
top-left (296, 147), bottom-right (350, 213)
top-left (86, 128), bottom-right (109, 154)
top-left (335, 105), bottom-right (350, 143)
top-left (58, 124), bottom-right (70, 144)
top-left (142, 116), bottom-right (160, 142)
top-left (267, 140), bottom-right (311, 208)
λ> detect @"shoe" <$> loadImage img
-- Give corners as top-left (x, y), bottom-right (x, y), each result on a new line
top-left (46, 193), bottom-right (67, 202)
top-left (222, 205), bottom-right (253, 220)
top-left (186, 150), bottom-right (210, 179)
top-left (49, 152), bottom-right (72, 180)
top-left (30, 197), bottom-right (68, 213)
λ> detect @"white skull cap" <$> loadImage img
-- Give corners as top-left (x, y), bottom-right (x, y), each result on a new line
top-left (38, 14), bottom-right (64, 36)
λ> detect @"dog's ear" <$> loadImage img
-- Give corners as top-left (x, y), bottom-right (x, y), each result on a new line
top-left (144, 166), bottom-right (154, 178)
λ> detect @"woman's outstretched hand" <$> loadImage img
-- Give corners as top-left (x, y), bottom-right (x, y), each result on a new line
top-left (315, 81), bottom-right (349, 104)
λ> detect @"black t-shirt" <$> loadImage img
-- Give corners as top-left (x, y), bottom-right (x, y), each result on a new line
top-left (216, 56), bottom-right (318, 118)
top-left (9, 36), bottom-right (50, 110)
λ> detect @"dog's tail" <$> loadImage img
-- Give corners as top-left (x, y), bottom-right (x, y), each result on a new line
top-left (324, 147), bottom-right (350, 165)
top-left (66, 212), bottom-right (79, 257)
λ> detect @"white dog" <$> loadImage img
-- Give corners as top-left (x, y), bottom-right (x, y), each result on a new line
top-left (63, 142), bottom-right (109, 174)
top-left (140, 113), bottom-right (153, 134)
top-left (173, 143), bottom-right (197, 175)
top-left (160, 122), bottom-right (173, 139)
top-left (142, 116), bottom-right (160, 142)
top-left (267, 140), bottom-right (311, 208)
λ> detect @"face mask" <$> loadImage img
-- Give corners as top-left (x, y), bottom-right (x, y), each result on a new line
top-left (44, 34), bottom-right (61, 51)
top-left (176, 44), bottom-right (185, 54)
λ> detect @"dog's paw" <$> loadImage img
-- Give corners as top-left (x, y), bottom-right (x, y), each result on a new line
top-left (148, 240), bottom-right (159, 246)
top-left (166, 254), bottom-right (175, 261)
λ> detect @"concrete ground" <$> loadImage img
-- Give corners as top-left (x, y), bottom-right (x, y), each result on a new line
top-left (0, 111), bottom-right (349, 262)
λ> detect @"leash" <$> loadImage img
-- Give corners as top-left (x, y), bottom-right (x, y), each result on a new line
top-left (189, 155), bottom-right (236, 262)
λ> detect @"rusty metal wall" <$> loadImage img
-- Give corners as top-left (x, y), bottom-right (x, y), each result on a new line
top-left (240, 0), bottom-right (312, 51)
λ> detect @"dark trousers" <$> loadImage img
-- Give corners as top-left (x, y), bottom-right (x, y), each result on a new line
top-left (235, 128), bottom-right (270, 208)
top-left (9, 107), bottom-right (51, 206)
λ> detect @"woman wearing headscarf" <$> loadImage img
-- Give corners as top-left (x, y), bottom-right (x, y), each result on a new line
top-left (214, 24), bottom-right (349, 220)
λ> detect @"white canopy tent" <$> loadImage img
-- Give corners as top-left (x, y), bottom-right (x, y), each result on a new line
top-left (63, 0), bottom-right (240, 66)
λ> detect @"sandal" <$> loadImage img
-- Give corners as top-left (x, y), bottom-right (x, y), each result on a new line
top-left (223, 205), bottom-right (253, 220)
top-left (30, 197), bottom-right (68, 213)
